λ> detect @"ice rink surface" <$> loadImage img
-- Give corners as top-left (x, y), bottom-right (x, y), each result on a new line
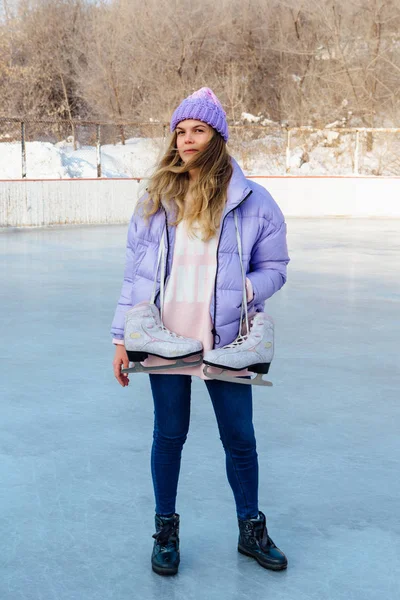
top-left (0, 219), bottom-right (399, 600)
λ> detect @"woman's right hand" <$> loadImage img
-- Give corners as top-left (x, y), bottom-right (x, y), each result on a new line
top-left (113, 345), bottom-right (130, 387)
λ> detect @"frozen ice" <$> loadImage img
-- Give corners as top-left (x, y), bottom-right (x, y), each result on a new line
top-left (0, 219), bottom-right (399, 599)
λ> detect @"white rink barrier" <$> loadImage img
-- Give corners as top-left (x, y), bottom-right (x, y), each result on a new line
top-left (0, 179), bottom-right (143, 228)
top-left (1, 176), bottom-right (399, 227)
top-left (256, 176), bottom-right (400, 218)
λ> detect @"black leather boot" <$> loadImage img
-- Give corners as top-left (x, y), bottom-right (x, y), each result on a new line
top-left (238, 511), bottom-right (288, 571)
top-left (151, 513), bottom-right (180, 576)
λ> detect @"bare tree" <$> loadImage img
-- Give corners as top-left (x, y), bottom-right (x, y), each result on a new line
top-left (0, 0), bottom-right (399, 128)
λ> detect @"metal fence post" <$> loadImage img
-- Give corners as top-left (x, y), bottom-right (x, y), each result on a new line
top-left (285, 127), bottom-right (291, 174)
top-left (96, 124), bottom-right (102, 178)
top-left (354, 130), bottom-right (360, 175)
top-left (21, 121), bottom-right (26, 178)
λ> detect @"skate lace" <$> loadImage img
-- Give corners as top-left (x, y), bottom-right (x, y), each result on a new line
top-left (223, 333), bottom-right (249, 349)
top-left (235, 211), bottom-right (250, 337)
top-left (143, 311), bottom-right (185, 339)
top-left (222, 327), bottom-right (262, 349)
top-left (149, 228), bottom-right (183, 334)
top-left (220, 291), bottom-right (267, 350)
top-left (160, 324), bottom-right (185, 339)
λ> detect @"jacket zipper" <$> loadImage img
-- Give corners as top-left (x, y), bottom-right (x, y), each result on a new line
top-left (163, 208), bottom-right (170, 283)
top-left (212, 190), bottom-right (253, 347)
top-left (154, 207), bottom-right (170, 307)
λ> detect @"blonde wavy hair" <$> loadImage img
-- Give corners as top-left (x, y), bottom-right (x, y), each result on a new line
top-left (140, 129), bottom-right (233, 241)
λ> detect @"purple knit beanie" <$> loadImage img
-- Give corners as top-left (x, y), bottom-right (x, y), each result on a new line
top-left (170, 87), bottom-right (229, 142)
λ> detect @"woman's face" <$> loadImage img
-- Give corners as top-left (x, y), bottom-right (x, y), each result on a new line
top-left (175, 119), bottom-right (214, 164)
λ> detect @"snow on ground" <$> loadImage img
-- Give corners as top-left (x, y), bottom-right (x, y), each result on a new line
top-left (0, 127), bottom-right (399, 178)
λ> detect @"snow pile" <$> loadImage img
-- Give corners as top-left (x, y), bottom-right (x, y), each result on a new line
top-left (0, 137), bottom-right (164, 179)
top-left (240, 112), bottom-right (278, 127)
top-left (0, 127), bottom-right (399, 178)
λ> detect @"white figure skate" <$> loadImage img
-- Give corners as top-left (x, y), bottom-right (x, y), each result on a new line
top-left (122, 302), bottom-right (203, 374)
top-left (203, 313), bottom-right (274, 386)
top-left (203, 211), bottom-right (274, 387)
top-left (122, 228), bottom-right (203, 375)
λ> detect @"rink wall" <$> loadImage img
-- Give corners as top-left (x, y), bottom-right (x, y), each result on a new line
top-left (1, 176), bottom-right (399, 227)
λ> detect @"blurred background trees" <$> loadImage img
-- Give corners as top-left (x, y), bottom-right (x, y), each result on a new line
top-left (1, 0), bottom-right (399, 127)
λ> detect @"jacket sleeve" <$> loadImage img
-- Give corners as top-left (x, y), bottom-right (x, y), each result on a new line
top-left (110, 212), bottom-right (138, 340)
top-left (246, 219), bottom-right (289, 307)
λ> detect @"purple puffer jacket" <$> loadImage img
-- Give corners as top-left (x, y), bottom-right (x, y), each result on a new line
top-left (111, 159), bottom-right (290, 349)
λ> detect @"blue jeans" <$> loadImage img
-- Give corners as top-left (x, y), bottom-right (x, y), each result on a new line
top-left (149, 374), bottom-right (259, 520)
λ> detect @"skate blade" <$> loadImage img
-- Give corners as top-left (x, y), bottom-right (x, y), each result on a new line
top-left (203, 365), bottom-right (273, 387)
top-left (122, 356), bottom-right (203, 374)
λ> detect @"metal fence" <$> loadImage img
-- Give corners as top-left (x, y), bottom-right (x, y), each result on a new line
top-left (0, 116), bottom-right (399, 178)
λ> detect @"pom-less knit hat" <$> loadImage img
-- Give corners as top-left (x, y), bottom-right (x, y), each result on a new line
top-left (170, 87), bottom-right (229, 142)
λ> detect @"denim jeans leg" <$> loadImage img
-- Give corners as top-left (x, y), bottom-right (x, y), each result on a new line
top-left (205, 378), bottom-right (259, 519)
top-left (149, 374), bottom-right (192, 516)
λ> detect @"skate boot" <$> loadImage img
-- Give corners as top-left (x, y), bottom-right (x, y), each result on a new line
top-left (238, 511), bottom-right (287, 571)
top-left (151, 513), bottom-right (180, 576)
top-left (203, 313), bottom-right (274, 386)
top-left (122, 302), bottom-right (203, 374)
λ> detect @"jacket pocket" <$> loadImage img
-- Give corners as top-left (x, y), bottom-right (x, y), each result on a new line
top-left (236, 298), bottom-right (255, 309)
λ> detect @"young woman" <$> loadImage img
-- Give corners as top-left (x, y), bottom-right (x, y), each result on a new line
top-left (111, 88), bottom-right (290, 576)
